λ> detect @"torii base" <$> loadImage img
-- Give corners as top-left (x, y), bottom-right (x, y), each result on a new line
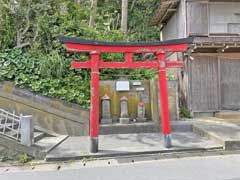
top-left (90, 137), bottom-right (98, 153)
top-left (164, 134), bottom-right (172, 148)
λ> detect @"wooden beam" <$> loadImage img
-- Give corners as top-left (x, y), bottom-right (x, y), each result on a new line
top-left (167, 9), bottom-right (177, 12)
top-left (65, 43), bottom-right (188, 53)
top-left (70, 60), bottom-right (184, 69)
top-left (159, 8), bottom-right (177, 24)
top-left (162, 0), bottom-right (180, 5)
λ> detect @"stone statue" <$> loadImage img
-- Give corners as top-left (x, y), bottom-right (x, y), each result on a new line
top-left (101, 94), bottom-right (112, 124)
top-left (119, 96), bottom-right (130, 124)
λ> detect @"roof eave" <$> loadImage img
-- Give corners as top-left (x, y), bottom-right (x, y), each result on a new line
top-left (150, 0), bottom-right (180, 26)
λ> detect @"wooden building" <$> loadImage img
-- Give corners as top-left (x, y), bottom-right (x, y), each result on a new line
top-left (151, 0), bottom-right (240, 117)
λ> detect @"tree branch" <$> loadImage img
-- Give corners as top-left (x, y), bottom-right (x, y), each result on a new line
top-left (141, 53), bottom-right (154, 60)
top-left (14, 42), bottom-right (30, 49)
top-left (89, 0), bottom-right (97, 27)
top-left (16, 31), bottom-right (22, 47)
top-left (130, 0), bottom-right (136, 12)
top-left (32, 24), bottom-right (39, 43)
top-left (121, 0), bottom-right (128, 39)
top-left (22, 7), bottom-right (30, 36)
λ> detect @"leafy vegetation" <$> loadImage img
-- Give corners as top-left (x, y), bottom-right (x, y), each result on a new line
top-left (179, 106), bottom-right (192, 119)
top-left (0, 49), bottom-right (90, 108)
top-left (18, 153), bottom-right (31, 163)
top-left (0, 0), bottom-right (168, 109)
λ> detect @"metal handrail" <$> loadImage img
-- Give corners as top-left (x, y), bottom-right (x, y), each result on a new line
top-left (0, 109), bottom-right (21, 141)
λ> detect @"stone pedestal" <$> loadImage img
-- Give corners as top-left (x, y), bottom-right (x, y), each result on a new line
top-left (136, 102), bottom-right (147, 122)
top-left (20, 115), bottom-right (33, 146)
top-left (101, 94), bottom-right (112, 124)
top-left (119, 96), bottom-right (130, 124)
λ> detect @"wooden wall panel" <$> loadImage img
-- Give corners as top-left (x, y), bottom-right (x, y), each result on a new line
top-left (220, 58), bottom-right (240, 110)
top-left (189, 55), bottom-right (219, 111)
top-left (187, 2), bottom-right (209, 35)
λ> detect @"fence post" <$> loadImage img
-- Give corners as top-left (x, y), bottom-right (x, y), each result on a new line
top-left (20, 115), bottom-right (33, 146)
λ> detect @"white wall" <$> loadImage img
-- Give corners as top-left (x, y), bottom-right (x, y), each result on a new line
top-left (162, 0), bottom-right (186, 40)
top-left (177, 0), bottom-right (187, 38)
top-left (162, 13), bottom-right (178, 40)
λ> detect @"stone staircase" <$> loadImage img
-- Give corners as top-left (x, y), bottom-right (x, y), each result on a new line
top-left (0, 108), bottom-right (68, 159)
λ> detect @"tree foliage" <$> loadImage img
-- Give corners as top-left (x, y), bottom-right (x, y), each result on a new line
top-left (0, 0), bottom-right (160, 108)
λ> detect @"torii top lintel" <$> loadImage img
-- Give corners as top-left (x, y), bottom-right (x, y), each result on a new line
top-left (58, 35), bottom-right (193, 69)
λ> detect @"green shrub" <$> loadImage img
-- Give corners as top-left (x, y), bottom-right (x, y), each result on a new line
top-left (39, 51), bottom-right (65, 78)
top-left (18, 153), bottom-right (31, 164)
top-left (180, 106), bottom-right (192, 118)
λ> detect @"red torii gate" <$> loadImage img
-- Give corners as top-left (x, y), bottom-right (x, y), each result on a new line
top-left (58, 35), bottom-right (192, 153)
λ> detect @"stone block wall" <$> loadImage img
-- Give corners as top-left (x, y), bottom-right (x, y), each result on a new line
top-left (99, 79), bottom-right (178, 123)
top-left (99, 80), bottom-right (151, 121)
top-left (150, 79), bottom-right (178, 124)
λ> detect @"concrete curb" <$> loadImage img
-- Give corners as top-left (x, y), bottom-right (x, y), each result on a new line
top-left (45, 146), bottom-right (223, 162)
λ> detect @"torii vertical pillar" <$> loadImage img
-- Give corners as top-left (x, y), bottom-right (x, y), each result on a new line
top-left (89, 51), bottom-right (100, 153)
top-left (157, 52), bottom-right (172, 147)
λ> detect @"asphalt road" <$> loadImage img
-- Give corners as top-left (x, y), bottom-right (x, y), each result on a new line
top-left (1, 154), bottom-right (240, 180)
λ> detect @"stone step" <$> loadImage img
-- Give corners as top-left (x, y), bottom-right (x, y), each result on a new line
top-left (4, 130), bottom-right (18, 137)
top-left (2, 129), bottom-right (44, 141)
top-left (34, 135), bottom-right (68, 153)
top-left (193, 120), bottom-right (240, 150)
top-left (100, 121), bottom-right (193, 135)
top-left (100, 121), bottom-right (159, 135)
top-left (215, 111), bottom-right (240, 120)
top-left (0, 122), bottom-right (68, 159)
top-left (34, 131), bottom-right (45, 142)
top-left (0, 128), bottom-right (45, 141)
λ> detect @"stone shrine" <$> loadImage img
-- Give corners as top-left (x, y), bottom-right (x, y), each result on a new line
top-left (119, 96), bottom-right (130, 124)
top-left (101, 94), bottom-right (112, 124)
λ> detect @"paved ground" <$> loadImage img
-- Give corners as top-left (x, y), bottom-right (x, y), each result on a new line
top-left (46, 132), bottom-right (222, 160)
top-left (2, 154), bottom-right (240, 180)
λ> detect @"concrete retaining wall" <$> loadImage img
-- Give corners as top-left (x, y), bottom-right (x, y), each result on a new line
top-left (0, 81), bottom-right (89, 136)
